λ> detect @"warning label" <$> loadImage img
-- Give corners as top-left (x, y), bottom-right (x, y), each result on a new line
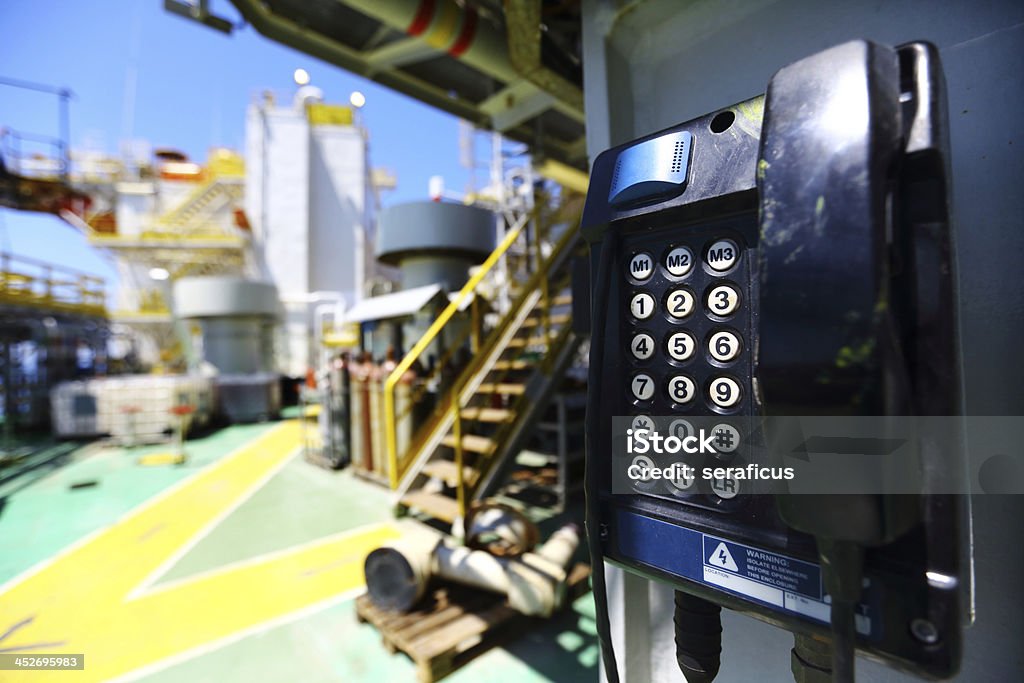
top-left (703, 535), bottom-right (822, 600)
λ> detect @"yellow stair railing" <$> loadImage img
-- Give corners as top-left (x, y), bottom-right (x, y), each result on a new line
top-left (448, 230), bottom-right (580, 518)
top-left (384, 214), bottom-right (579, 498)
top-left (383, 211), bottom-right (531, 489)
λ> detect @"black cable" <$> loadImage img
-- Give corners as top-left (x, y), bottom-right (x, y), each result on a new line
top-left (817, 539), bottom-right (865, 683)
top-left (674, 590), bottom-right (723, 683)
top-left (584, 233), bottom-right (620, 683)
top-left (830, 599), bottom-right (857, 683)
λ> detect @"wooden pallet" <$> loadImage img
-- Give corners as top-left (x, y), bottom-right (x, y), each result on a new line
top-left (356, 563), bottom-right (591, 683)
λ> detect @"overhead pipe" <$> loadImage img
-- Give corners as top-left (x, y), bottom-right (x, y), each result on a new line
top-left (339, 0), bottom-right (584, 122)
top-left (503, 0), bottom-right (585, 115)
top-left (227, 0), bottom-right (583, 161)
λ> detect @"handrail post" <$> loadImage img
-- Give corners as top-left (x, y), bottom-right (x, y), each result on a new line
top-left (384, 377), bottom-right (399, 489)
top-left (384, 214), bottom-right (529, 490)
top-left (470, 296), bottom-right (480, 353)
top-left (453, 403), bottom-right (465, 520)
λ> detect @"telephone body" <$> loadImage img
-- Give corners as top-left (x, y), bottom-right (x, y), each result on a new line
top-left (581, 40), bottom-right (968, 678)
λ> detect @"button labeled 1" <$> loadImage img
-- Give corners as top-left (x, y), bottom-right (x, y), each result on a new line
top-left (630, 292), bottom-right (655, 320)
top-left (631, 373), bottom-right (655, 401)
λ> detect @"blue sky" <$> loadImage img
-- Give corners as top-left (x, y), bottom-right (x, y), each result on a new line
top-left (0, 0), bottom-right (476, 290)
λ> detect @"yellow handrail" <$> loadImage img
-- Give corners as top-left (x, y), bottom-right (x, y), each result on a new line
top-left (384, 214), bottom-right (530, 489)
top-left (0, 251), bottom-right (106, 316)
top-left (449, 228), bottom-right (579, 516)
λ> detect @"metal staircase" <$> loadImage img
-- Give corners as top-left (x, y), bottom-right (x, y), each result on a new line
top-left (383, 203), bottom-right (584, 528)
top-left (156, 178), bottom-right (243, 230)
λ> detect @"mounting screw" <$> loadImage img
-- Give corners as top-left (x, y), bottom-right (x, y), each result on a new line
top-left (599, 523), bottom-right (609, 541)
top-left (910, 618), bottom-right (940, 645)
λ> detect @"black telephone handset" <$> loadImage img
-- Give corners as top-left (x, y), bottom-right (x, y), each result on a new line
top-left (581, 40), bottom-right (967, 682)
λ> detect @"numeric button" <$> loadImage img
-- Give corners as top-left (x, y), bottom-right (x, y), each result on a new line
top-left (667, 375), bottom-right (696, 405)
top-left (631, 333), bottom-right (655, 360)
top-left (666, 288), bottom-right (695, 319)
top-left (629, 252), bottom-right (654, 281)
top-left (709, 376), bottom-right (741, 408)
top-left (631, 373), bottom-right (655, 401)
top-left (630, 292), bottom-right (655, 320)
top-left (708, 330), bottom-right (741, 362)
top-left (664, 246), bottom-right (694, 277)
top-left (706, 239), bottom-right (739, 272)
top-left (707, 283), bottom-right (740, 316)
top-left (666, 331), bottom-right (695, 362)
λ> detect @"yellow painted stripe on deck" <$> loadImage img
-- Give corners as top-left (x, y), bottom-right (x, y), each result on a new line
top-left (0, 420), bottom-right (400, 682)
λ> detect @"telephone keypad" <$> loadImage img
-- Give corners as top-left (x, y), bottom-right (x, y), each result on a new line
top-left (621, 227), bottom-right (754, 507)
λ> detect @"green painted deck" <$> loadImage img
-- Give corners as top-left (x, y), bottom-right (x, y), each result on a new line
top-left (0, 421), bottom-right (598, 682)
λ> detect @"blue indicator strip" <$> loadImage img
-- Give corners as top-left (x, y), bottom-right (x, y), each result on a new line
top-left (614, 509), bottom-right (876, 637)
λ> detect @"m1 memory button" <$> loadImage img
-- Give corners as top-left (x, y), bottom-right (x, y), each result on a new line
top-left (629, 252), bottom-right (654, 281)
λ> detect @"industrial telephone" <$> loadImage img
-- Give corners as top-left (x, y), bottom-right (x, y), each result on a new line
top-left (580, 41), bottom-right (969, 682)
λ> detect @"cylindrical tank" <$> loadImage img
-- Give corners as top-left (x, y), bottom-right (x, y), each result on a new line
top-left (173, 276), bottom-right (279, 374)
top-left (377, 201), bottom-right (496, 292)
top-left (173, 276), bottom-right (281, 422)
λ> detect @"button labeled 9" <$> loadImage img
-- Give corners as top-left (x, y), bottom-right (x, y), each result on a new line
top-left (709, 376), bottom-right (741, 408)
